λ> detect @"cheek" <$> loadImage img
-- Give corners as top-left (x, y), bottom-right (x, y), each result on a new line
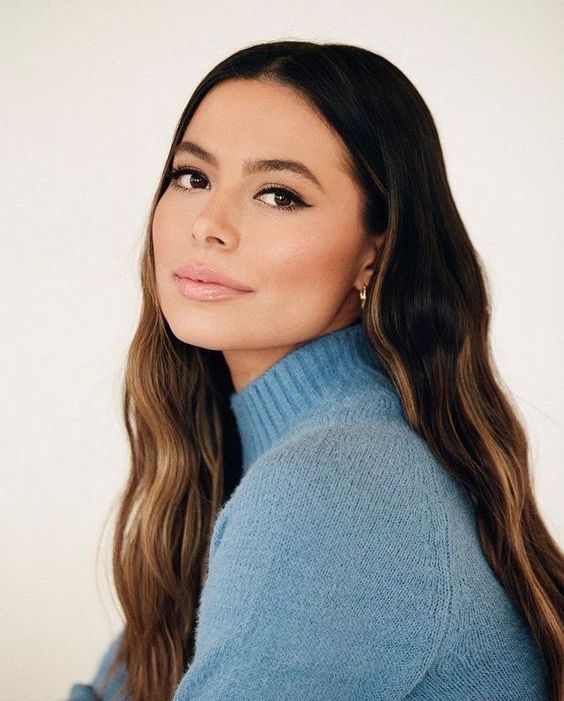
top-left (151, 201), bottom-right (170, 253)
top-left (151, 198), bottom-right (187, 269)
top-left (260, 230), bottom-right (355, 298)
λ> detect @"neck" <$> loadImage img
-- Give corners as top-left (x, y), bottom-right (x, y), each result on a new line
top-left (228, 321), bottom-right (402, 473)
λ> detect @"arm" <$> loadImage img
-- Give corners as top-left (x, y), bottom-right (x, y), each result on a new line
top-left (172, 422), bottom-right (454, 701)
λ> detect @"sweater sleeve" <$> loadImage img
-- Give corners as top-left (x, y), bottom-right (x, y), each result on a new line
top-left (67, 631), bottom-right (128, 701)
top-left (172, 421), bottom-right (454, 701)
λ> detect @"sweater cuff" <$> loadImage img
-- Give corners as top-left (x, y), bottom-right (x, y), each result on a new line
top-left (67, 683), bottom-right (102, 701)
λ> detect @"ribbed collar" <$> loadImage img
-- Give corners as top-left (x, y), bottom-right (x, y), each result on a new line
top-left (228, 321), bottom-right (401, 474)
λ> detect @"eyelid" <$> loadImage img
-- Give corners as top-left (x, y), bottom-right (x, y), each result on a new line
top-left (169, 164), bottom-right (208, 182)
top-left (167, 164), bottom-right (308, 204)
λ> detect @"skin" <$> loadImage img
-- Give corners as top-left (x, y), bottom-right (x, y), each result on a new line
top-left (152, 78), bottom-right (386, 392)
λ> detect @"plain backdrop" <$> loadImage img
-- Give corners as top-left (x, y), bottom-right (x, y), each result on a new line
top-left (1, 2), bottom-right (562, 699)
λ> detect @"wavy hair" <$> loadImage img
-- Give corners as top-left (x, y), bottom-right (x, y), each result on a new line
top-left (97, 40), bottom-right (563, 700)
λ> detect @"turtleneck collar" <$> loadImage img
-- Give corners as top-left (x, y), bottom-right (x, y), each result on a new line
top-left (228, 321), bottom-right (402, 474)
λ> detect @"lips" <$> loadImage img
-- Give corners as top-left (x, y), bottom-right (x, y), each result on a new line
top-left (174, 263), bottom-right (253, 291)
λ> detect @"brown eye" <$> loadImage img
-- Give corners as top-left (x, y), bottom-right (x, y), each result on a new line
top-left (259, 190), bottom-right (294, 207)
top-left (165, 167), bottom-right (308, 214)
top-left (167, 167), bottom-right (209, 191)
top-left (255, 186), bottom-right (306, 213)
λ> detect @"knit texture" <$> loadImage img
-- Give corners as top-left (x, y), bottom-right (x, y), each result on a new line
top-left (68, 321), bottom-right (548, 700)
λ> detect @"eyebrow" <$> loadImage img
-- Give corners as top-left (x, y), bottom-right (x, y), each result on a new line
top-left (172, 140), bottom-right (324, 192)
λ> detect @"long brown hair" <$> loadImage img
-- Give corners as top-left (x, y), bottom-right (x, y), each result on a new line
top-left (98, 40), bottom-right (563, 700)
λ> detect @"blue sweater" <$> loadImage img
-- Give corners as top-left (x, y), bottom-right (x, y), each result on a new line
top-left (68, 321), bottom-right (548, 700)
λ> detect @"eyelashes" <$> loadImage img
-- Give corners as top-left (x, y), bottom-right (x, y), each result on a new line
top-left (165, 165), bottom-right (308, 213)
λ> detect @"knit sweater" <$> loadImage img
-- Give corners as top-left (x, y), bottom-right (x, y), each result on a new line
top-left (68, 321), bottom-right (548, 700)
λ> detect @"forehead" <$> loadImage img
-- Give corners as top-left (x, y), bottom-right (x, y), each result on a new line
top-left (181, 78), bottom-right (353, 178)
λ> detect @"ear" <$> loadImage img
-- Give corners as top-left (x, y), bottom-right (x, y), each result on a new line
top-left (354, 230), bottom-right (386, 291)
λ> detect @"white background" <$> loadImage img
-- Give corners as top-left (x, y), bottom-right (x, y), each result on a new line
top-left (2, 2), bottom-right (562, 699)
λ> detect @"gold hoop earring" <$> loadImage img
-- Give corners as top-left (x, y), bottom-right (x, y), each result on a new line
top-left (360, 285), bottom-right (367, 309)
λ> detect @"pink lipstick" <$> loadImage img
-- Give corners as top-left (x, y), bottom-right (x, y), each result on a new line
top-left (175, 276), bottom-right (252, 300)
top-left (174, 262), bottom-right (254, 301)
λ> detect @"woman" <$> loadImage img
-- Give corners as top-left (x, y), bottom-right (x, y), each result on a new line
top-left (68, 40), bottom-right (563, 701)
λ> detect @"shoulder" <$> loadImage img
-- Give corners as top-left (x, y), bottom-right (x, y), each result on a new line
top-left (236, 415), bottom-right (448, 514)
top-left (214, 417), bottom-right (454, 581)
top-left (204, 418), bottom-right (455, 687)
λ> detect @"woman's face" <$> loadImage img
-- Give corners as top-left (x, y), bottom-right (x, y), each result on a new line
top-left (152, 78), bottom-right (384, 390)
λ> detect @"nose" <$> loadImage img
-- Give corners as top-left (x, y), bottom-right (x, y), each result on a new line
top-left (191, 190), bottom-right (240, 247)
